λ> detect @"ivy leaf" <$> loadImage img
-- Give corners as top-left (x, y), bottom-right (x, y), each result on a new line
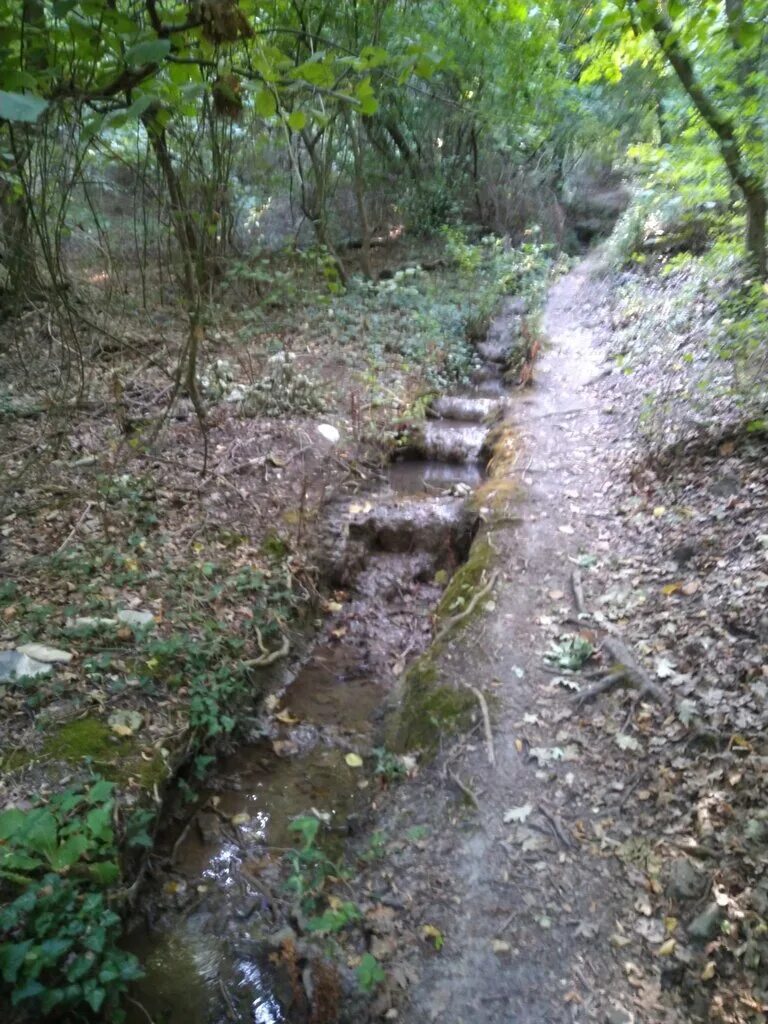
top-left (287, 110), bottom-right (307, 131)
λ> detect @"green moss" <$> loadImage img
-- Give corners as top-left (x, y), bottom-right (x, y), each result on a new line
top-left (261, 530), bottom-right (290, 559)
top-left (1, 748), bottom-right (38, 771)
top-left (392, 654), bottom-right (476, 751)
top-left (435, 536), bottom-right (494, 626)
top-left (44, 718), bottom-right (117, 761)
top-left (138, 750), bottom-right (170, 791)
top-left (42, 717), bottom-right (143, 783)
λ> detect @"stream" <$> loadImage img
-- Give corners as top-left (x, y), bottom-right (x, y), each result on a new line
top-left (125, 297), bottom-right (524, 1024)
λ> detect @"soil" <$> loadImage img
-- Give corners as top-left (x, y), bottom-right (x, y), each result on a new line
top-left (349, 253), bottom-right (672, 1024)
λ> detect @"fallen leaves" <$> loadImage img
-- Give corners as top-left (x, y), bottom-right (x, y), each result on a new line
top-left (503, 803), bottom-right (533, 824)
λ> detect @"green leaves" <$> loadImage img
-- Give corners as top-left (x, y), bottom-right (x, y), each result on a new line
top-left (0, 873), bottom-right (142, 1016)
top-left (287, 110), bottom-right (307, 131)
top-left (255, 88), bottom-right (278, 118)
top-left (356, 953), bottom-right (385, 992)
top-left (0, 778), bottom-right (134, 1011)
top-left (0, 90), bottom-right (47, 123)
top-left (124, 38), bottom-right (171, 68)
top-left (356, 77), bottom-right (378, 116)
top-left (289, 814), bottom-right (320, 849)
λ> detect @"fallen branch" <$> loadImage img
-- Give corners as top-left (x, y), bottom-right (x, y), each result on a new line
top-left (55, 501), bottom-right (94, 556)
top-left (434, 569), bottom-right (500, 645)
top-left (537, 803), bottom-right (575, 849)
top-left (242, 630), bottom-right (291, 668)
top-left (468, 686), bottom-right (495, 767)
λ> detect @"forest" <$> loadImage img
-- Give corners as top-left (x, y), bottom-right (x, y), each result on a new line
top-left (0, 2), bottom-right (766, 1023)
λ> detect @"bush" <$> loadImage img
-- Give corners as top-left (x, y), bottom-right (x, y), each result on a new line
top-left (0, 780), bottom-right (143, 1020)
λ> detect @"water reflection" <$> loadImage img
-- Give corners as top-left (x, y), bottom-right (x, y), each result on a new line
top-left (238, 960), bottom-right (286, 1024)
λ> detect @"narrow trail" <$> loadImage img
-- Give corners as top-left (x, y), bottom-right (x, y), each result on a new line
top-left (385, 256), bottom-right (677, 1024)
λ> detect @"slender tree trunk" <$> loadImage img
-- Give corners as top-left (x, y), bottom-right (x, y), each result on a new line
top-left (143, 114), bottom-right (209, 468)
top-left (632, 0), bottom-right (767, 278)
top-left (745, 191), bottom-right (767, 280)
top-left (299, 127), bottom-right (348, 286)
top-left (345, 111), bottom-right (372, 278)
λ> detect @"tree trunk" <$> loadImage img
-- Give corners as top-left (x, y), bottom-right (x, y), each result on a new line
top-left (345, 111), bottom-right (372, 278)
top-left (632, 0), bottom-right (767, 278)
top-left (745, 189), bottom-right (767, 280)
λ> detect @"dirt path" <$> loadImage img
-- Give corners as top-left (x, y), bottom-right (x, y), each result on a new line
top-left (368, 257), bottom-right (686, 1024)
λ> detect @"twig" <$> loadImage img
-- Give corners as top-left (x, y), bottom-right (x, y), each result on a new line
top-left (448, 769), bottom-right (479, 809)
top-left (582, 368), bottom-right (612, 387)
top-left (571, 568), bottom-right (586, 615)
top-left (55, 501), bottom-right (93, 555)
top-left (127, 997), bottom-right (157, 1024)
top-left (169, 817), bottom-right (194, 866)
top-left (537, 803), bottom-right (575, 849)
top-left (219, 978), bottom-right (238, 1021)
top-left (434, 570), bottom-right (500, 645)
top-left (468, 686), bottom-right (495, 767)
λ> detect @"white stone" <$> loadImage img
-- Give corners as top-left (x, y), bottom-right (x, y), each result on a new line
top-left (117, 609), bottom-right (155, 627)
top-left (17, 643), bottom-right (73, 664)
top-left (317, 423), bottom-right (340, 444)
top-left (0, 651), bottom-right (52, 681)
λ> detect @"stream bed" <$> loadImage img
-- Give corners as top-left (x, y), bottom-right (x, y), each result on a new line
top-left (125, 298), bottom-right (524, 1024)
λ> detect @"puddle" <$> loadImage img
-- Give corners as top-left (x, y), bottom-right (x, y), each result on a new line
top-left (127, 297), bottom-right (517, 1022)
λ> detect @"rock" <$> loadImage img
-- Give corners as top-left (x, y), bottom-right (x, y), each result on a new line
top-left (195, 811), bottom-right (222, 844)
top-left (687, 902), bottom-right (724, 942)
top-left (668, 857), bottom-right (706, 901)
top-left (605, 1008), bottom-right (634, 1024)
top-left (317, 423), bottom-right (340, 444)
top-left (476, 339), bottom-right (514, 365)
top-left (710, 473), bottom-right (740, 497)
top-left (68, 616), bottom-right (117, 628)
top-left (0, 650), bottom-right (52, 682)
top-left (117, 609), bottom-right (155, 628)
top-left (16, 643), bottom-right (73, 664)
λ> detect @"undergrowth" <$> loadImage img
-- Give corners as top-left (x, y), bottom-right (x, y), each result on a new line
top-left (0, 473), bottom-right (307, 1018)
top-left (602, 188), bottom-right (768, 449)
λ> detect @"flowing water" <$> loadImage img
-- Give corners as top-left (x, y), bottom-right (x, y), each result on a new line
top-left (126, 300), bottom-right (523, 1024)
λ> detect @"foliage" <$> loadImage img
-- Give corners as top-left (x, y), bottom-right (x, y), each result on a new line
top-left (0, 780), bottom-right (142, 1019)
top-left (545, 634), bottom-right (594, 671)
